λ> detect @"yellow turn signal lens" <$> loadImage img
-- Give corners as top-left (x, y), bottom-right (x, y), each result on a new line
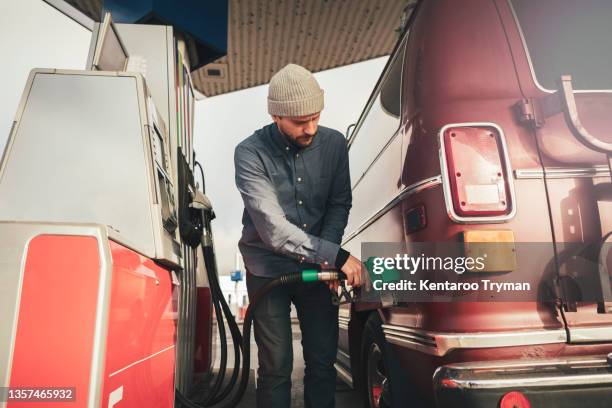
top-left (460, 230), bottom-right (516, 272)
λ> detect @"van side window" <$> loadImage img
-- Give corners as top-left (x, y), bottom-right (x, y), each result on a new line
top-left (348, 40), bottom-right (407, 188)
top-left (511, 0), bottom-right (612, 90)
top-left (380, 50), bottom-right (403, 118)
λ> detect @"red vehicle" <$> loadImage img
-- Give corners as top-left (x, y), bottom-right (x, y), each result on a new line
top-left (336, 0), bottom-right (612, 407)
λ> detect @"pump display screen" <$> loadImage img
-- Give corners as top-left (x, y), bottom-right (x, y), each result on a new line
top-left (153, 125), bottom-right (166, 170)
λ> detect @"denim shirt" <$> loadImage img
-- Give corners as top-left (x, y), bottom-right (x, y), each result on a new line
top-left (234, 123), bottom-right (352, 278)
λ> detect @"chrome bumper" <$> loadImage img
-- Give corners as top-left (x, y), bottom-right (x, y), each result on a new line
top-left (434, 355), bottom-right (612, 389)
top-left (382, 323), bottom-right (612, 356)
top-left (382, 324), bottom-right (567, 357)
top-left (433, 355), bottom-right (612, 407)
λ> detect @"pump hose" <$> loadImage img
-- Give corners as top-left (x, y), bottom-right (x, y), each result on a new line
top-left (175, 212), bottom-right (243, 407)
top-left (223, 270), bottom-right (311, 408)
top-left (204, 244), bottom-right (244, 404)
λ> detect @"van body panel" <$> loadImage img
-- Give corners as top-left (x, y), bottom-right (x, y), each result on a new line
top-left (338, 0), bottom-right (612, 404)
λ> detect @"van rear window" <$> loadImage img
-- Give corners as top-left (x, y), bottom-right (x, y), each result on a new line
top-left (511, 0), bottom-right (612, 90)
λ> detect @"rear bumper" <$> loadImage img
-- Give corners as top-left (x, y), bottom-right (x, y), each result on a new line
top-left (433, 355), bottom-right (612, 407)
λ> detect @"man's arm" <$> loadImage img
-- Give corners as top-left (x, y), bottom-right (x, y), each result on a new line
top-left (319, 137), bottom-right (352, 245)
top-left (234, 144), bottom-right (340, 265)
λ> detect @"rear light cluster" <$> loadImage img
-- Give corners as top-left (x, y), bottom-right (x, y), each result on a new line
top-left (440, 124), bottom-right (515, 221)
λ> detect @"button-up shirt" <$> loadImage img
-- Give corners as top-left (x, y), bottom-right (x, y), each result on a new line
top-left (234, 123), bottom-right (352, 278)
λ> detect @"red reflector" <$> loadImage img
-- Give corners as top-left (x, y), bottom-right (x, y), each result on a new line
top-left (442, 126), bottom-right (512, 218)
top-left (440, 379), bottom-right (459, 388)
top-left (499, 391), bottom-right (530, 408)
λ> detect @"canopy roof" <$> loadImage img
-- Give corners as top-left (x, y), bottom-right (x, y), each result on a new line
top-left (57, 0), bottom-right (410, 96)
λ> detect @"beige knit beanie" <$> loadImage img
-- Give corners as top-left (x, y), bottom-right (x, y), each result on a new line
top-left (268, 64), bottom-right (324, 116)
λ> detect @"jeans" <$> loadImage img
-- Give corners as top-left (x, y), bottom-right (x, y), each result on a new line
top-left (246, 271), bottom-right (339, 408)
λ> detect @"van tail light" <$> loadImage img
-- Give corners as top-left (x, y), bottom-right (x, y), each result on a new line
top-left (440, 124), bottom-right (515, 220)
top-left (499, 391), bottom-right (530, 408)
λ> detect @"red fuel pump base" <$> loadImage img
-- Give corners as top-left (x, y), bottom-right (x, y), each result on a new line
top-left (5, 229), bottom-right (178, 408)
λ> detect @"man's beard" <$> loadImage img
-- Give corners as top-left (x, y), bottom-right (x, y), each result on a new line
top-left (293, 134), bottom-right (314, 147)
top-left (280, 128), bottom-right (315, 148)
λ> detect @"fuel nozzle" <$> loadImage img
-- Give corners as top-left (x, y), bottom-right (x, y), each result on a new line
top-left (301, 269), bottom-right (347, 282)
top-left (300, 269), bottom-right (354, 306)
top-left (189, 185), bottom-right (213, 211)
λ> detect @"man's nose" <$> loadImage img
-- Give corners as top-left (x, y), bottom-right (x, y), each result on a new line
top-left (304, 121), bottom-right (316, 135)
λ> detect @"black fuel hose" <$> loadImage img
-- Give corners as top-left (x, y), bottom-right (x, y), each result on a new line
top-left (175, 211), bottom-right (243, 407)
top-left (200, 244), bottom-right (243, 405)
top-left (196, 254), bottom-right (229, 404)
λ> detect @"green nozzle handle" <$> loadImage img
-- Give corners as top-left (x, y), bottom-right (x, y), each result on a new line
top-left (302, 269), bottom-right (319, 282)
top-left (301, 269), bottom-right (346, 282)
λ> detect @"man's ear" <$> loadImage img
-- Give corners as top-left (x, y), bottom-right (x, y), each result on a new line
top-left (271, 115), bottom-right (280, 124)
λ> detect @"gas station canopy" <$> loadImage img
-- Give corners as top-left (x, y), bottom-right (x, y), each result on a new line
top-left (56, 0), bottom-right (409, 97)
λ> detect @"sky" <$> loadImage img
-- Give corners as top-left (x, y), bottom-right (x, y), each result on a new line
top-left (0, 0), bottom-right (92, 145)
top-left (0, 0), bottom-right (387, 275)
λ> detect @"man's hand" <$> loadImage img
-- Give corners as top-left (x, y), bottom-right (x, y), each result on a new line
top-left (340, 255), bottom-right (363, 287)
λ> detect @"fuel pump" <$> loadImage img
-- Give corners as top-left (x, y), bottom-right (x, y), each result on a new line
top-left (0, 6), bottom-right (226, 406)
top-left (0, 5), bottom-right (351, 407)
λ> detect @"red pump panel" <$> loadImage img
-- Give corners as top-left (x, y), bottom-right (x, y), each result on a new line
top-left (100, 241), bottom-right (177, 408)
top-left (8, 235), bottom-right (178, 408)
top-left (9, 235), bottom-right (101, 407)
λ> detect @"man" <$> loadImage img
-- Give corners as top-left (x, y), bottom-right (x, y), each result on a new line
top-left (234, 63), bottom-right (362, 408)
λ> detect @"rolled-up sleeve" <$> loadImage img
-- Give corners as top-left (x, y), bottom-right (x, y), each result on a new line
top-left (234, 144), bottom-right (340, 265)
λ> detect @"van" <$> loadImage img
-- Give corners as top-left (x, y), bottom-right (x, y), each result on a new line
top-left (336, 1), bottom-right (612, 407)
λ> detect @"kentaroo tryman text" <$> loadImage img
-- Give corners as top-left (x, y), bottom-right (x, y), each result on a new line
top-left (373, 279), bottom-right (530, 292)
